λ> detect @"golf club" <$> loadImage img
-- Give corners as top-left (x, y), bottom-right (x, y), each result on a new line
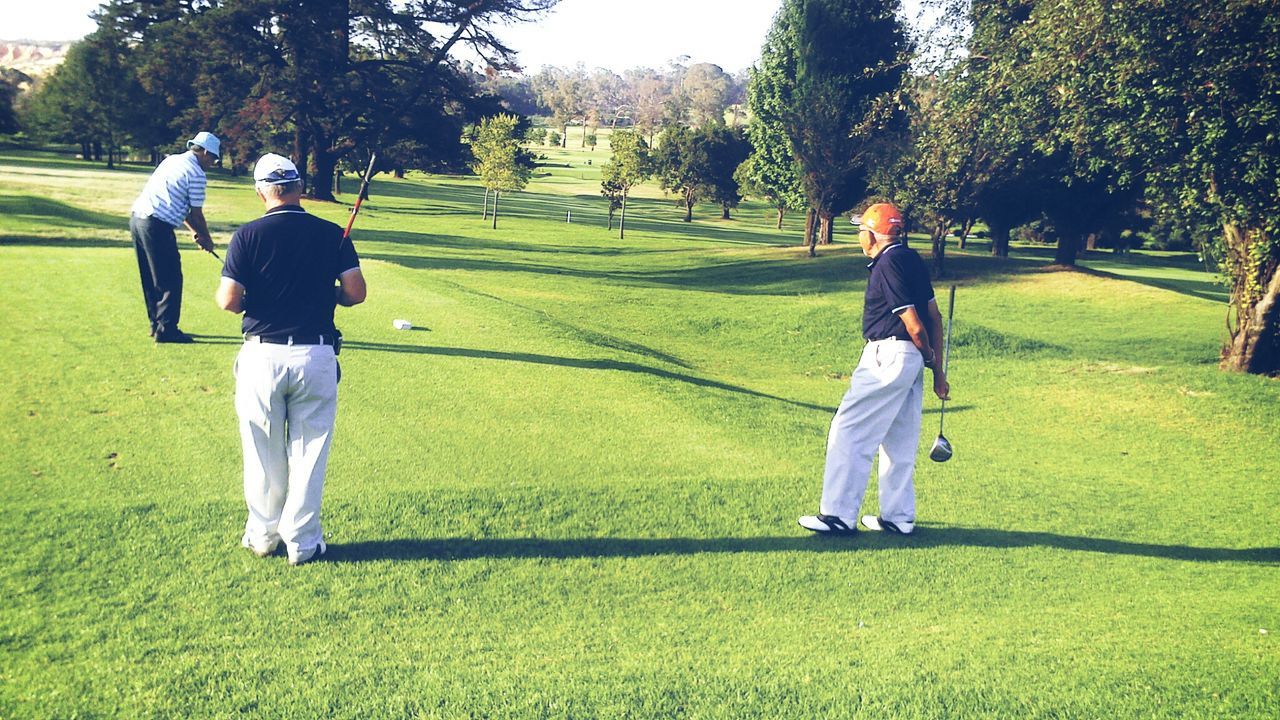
top-left (929, 285), bottom-right (956, 462)
top-left (343, 152), bottom-right (378, 244)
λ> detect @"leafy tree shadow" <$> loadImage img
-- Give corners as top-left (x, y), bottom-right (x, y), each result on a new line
top-left (0, 195), bottom-right (123, 230)
top-left (343, 340), bottom-right (832, 412)
top-left (330, 527), bottom-right (1279, 565)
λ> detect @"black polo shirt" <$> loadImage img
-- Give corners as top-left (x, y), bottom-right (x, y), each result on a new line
top-left (222, 205), bottom-right (360, 338)
top-left (862, 242), bottom-right (935, 341)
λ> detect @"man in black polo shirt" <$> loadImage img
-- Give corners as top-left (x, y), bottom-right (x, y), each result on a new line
top-left (800, 203), bottom-right (950, 536)
top-left (215, 153), bottom-right (367, 566)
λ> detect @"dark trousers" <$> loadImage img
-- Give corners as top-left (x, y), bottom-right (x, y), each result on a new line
top-left (130, 214), bottom-right (184, 335)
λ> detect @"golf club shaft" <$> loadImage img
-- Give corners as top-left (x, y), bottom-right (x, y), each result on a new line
top-left (206, 247), bottom-right (221, 261)
top-left (343, 152), bottom-right (378, 240)
top-left (938, 285), bottom-right (956, 434)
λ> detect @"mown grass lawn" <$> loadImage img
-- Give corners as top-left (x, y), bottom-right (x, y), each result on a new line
top-left (1, 145), bottom-right (1277, 718)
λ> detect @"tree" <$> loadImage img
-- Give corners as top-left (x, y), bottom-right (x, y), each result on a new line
top-left (601, 165), bottom-right (625, 231)
top-left (700, 124), bottom-right (751, 220)
top-left (98, 0), bottom-right (559, 199)
top-left (601, 129), bottom-right (650, 238)
top-left (1030, 0), bottom-right (1280, 373)
top-left (470, 113), bottom-right (532, 229)
top-left (766, 0), bottom-right (909, 257)
top-left (654, 125), bottom-right (709, 222)
top-left (625, 68), bottom-right (672, 145)
top-left (0, 69), bottom-right (25, 135)
top-left (22, 30), bottom-right (144, 168)
top-left (742, 47), bottom-right (807, 232)
top-left (534, 65), bottom-right (586, 148)
top-left (681, 63), bottom-right (733, 125)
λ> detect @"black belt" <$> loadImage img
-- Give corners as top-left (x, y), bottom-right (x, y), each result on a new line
top-left (244, 333), bottom-right (336, 347)
top-left (867, 335), bottom-right (906, 342)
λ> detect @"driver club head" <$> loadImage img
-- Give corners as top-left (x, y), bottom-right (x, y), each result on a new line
top-left (929, 434), bottom-right (953, 463)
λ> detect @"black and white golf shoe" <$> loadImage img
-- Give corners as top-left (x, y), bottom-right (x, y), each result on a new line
top-left (860, 516), bottom-right (915, 535)
top-left (798, 514), bottom-right (859, 535)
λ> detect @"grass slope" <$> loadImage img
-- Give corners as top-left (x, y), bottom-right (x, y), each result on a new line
top-left (1, 146), bottom-right (1277, 719)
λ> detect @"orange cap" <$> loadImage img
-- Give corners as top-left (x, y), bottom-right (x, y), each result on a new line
top-left (861, 203), bottom-right (904, 237)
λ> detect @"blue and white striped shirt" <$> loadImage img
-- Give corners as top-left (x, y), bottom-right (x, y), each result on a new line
top-left (130, 151), bottom-right (207, 228)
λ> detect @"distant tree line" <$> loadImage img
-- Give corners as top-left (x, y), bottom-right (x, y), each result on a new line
top-left (483, 60), bottom-right (748, 147)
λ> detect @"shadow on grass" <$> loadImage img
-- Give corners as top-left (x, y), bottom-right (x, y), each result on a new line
top-left (330, 527), bottom-right (1279, 565)
top-left (343, 340), bottom-right (831, 412)
top-left (0, 195), bottom-right (123, 230)
top-left (181, 335), bottom-right (975, 416)
top-left (365, 250), bottom-right (863, 297)
top-left (0, 235), bottom-right (127, 249)
top-left (1084, 266), bottom-right (1229, 304)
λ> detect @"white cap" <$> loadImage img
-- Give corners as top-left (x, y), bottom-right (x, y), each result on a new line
top-left (187, 131), bottom-right (221, 157)
top-left (253, 153), bottom-right (301, 184)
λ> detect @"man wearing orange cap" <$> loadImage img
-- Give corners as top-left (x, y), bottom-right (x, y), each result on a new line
top-left (800, 203), bottom-right (950, 536)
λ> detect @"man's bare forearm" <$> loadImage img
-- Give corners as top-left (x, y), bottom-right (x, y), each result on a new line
top-left (185, 209), bottom-right (211, 239)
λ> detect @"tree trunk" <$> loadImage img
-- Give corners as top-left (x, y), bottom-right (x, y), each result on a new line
top-left (607, 204), bottom-right (614, 230)
top-left (1053, 234), bottom-right (1080, 266)
top-left (310, 148), bottom-right (338, 202)
top-left (92, 141), bottom-right (102, 162)
top-left (721, 202), bottom-right (731, 220)
top-left (293, 129), bottom-right (309, 192)
top-left (394, 168), bottom-right (405, 179)
top-left (776, 206), bottom-right (785, 230)
top-left (80, 141), bottom-right (91, 162)
top-left (990, 221), bottom-right (1010, 257)
top-left (683, 189), bottom-right (694, 222)
top-left (1221, 223), bottom-right (1280, 374)
top-left (106, 142), bottom-right (115, 170)
top-left (820, 213), bottom-right (834, 245)
top-left (561, 125), bottom-right (568, 147)
top-left (483, 188), bottom-right (490, 219)
top-left (1085, 232), bottom-right (1099, 251)
top-left (959, 218), bottom-right (974, 250)
top-left (931, 222), bottom-right (948, 279)
top-left (619, 191), bottom-right (628, 239)
top-left (492, 191), bottom-right (499, 229)
top-left (804, 208), bottom-right (817, 256)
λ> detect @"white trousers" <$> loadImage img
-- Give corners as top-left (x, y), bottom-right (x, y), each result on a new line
top-left (820, 339), bottom-right (924, 522)
top-left (235, 341), bottom-right (338, 556)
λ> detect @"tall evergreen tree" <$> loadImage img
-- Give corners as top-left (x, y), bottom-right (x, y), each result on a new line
top-left (765, 0), bottom-right (909, 256)
top-left (742, 42), bottom-right (806, 233)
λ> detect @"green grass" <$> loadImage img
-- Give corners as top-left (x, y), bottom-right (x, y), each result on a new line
top-left (1, 145), bottom-right (1277, 719)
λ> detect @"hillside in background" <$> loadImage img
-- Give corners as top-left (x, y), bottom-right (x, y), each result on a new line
top-left (0, 41), bottom-right (70, 83)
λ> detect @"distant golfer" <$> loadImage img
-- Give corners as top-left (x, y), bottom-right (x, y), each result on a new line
top-left (800, 203), bottom-right (950, 536)
top-left (129, 131), bottom-right (221, 343)
top-left (215, 153), bottom-right (367, 566)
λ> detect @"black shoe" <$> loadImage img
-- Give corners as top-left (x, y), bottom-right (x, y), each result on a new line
top-left (798, 514), bottom-right (858, 534)
top-left (154, 329), bottom-right (195, 344)
top-left (861, 516), bottom-right (915, 535)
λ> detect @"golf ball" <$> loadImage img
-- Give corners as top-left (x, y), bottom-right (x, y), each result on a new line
top-left (392, 319), bottom-right (412, 330)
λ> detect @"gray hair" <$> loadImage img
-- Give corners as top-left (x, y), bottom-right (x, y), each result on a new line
top-left (256, 179), bottom-right (303, 198)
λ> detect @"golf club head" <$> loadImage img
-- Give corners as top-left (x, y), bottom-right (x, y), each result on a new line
top-left (929, 434), bottom-right (953, 463)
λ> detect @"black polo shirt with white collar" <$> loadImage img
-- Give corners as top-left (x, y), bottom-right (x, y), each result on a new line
top-left (222, 204), bottom-right (360, 338)
top-left (862, 242), bottom-right (935, 341)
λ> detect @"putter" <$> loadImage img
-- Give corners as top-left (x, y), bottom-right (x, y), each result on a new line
top-left (929, 285), bottom-right (956, 463)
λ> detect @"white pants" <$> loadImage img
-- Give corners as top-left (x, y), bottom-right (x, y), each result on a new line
top-left (820, 339), bottom-right (924, 522)
top-left (235, 341), bottom-right (338, 556)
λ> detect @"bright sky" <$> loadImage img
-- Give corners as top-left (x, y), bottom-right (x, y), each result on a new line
top-left (7, 0), bottom-right (783, 73)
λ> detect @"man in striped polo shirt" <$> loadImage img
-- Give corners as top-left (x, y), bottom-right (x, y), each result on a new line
top-left (129, 131), bottom-right (220, 343)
